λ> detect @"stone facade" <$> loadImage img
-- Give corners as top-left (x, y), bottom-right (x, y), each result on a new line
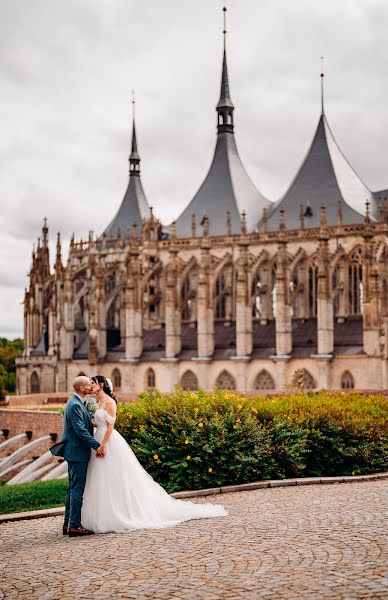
top-left (16, 209), bottom-right (388, 394)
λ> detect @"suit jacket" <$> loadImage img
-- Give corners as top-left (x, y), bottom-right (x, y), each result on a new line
top-left (50, 394), bottom-right (100, 462)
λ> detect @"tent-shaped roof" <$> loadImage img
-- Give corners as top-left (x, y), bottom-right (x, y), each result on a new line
top-left (264, 112), bottom-right (376, 230)
top-left (175, 37), bottom-right (270, 237)
top-left (103, 118), bottom-right (150, 238)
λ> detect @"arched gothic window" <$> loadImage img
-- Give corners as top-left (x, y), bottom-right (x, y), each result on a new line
top-left (251, 262), bottom-right (273, 321)
top-left (106, 296), bottom-right (121, 350)
top-left (348, 247), bottom-right (363, 315)
top-left (146, 368), bottom-right (156, 389)
top-left (214, 267), bottom-right (233, 320)
top-left (180, 370), bottom-right (198, 390)
top-left (112, 368), bottom-right (122, 390)
top-left (308, 259), bottom-right (319, 317)
top-left (30, 371), bottom-right (40, 394)
top-left (271, 263), bottom-right (277, 319)
top-left (254, 370), bottom-right (275, 390)
top-left (105, 272), bottom-right (116, 297)
top-left (341, 370), bottom-right (355, 389)
top-left (292, 261), bottom-right (307, 319)
top-left (215, 370), bottom-right (236, 390)
top-left (145, 267), bottom-right (162, 323)
top-left (302, 370), bottom-right (316, 390)
top-left (181, 269), bottom-right (197, 321)
top-left (74, 296), bottom-right (86, 330)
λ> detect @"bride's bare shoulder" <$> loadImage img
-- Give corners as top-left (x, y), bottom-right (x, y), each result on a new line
top-left (104, 397), bottom-right (117, 416)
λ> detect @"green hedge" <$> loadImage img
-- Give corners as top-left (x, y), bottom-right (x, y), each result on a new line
top-left (0, 479), bottom-right (67, 514)
top-left (116, 389), bottom-right (388, 493)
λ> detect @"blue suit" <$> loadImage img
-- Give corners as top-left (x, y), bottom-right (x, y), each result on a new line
top-left (51, 394), bottom-right (100, 529)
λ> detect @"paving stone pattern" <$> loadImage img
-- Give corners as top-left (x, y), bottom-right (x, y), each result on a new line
top-left (1, 480), bottom-right (387, 599)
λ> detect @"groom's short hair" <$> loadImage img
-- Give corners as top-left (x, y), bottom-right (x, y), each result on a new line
top-left (73, 375), bottom-right (91, 391)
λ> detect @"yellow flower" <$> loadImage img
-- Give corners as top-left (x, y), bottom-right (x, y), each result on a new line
top-left (186, 455), bottom-right (191, 460)
top-left (153, 454), bottom-right (158, 460)
top-left (185, 439), bottom-right (189, 444)
top-left (208, 467), bottom-right (213, 473)
top-left (198, 422), bottom-right (204, 428)
top-left (251, 407), bottom-right (258, 414)
top-left (236, 418), bottom-right (241, 423)
top-left (233, 424), bottom-right (238, 429)
top-left (237, 404), bottom-right (243, 409)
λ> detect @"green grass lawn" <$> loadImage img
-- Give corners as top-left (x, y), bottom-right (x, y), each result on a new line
top-left (0, 479), bottom-right (67, 514)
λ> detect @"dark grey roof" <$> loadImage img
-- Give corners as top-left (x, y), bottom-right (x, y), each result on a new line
top-left (264, 114), bottom-right (376, 231)
top-left (374, 189), bottom-right (388, 200)
top-left (31, 331), bottom-right (47, 356)
top-left (103, 119), bottom-right (150, 238)
top-left (175, 131), bottom-right (270, 236)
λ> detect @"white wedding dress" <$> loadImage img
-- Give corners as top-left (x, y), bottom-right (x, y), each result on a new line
top-left (81, 408), bottom-right (227, 533)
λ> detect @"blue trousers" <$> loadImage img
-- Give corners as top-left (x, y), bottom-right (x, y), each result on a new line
top-left (64, 461), bottom-right (89, 529)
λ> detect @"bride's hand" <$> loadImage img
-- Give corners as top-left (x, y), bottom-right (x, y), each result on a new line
top-left (96, 445), bottom-right (105, 457)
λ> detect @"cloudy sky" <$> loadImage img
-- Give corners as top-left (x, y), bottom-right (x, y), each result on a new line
top-left (1, 0), bottom-right (388, 339)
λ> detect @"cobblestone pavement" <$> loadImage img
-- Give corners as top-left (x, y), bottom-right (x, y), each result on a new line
top-left (1, 480), bottom-right (387, 600)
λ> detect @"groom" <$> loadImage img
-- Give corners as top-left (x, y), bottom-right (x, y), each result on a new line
top-left (51, 375), bottom-right (104, 537)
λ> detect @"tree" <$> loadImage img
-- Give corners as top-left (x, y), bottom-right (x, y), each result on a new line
top-left (0, 338), bottom-right (23, 396)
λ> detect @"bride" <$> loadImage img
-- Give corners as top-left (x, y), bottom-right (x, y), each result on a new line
top-left (81, 375), bottom-right (227, 533)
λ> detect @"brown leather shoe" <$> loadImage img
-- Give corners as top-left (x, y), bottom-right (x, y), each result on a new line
top-left (68, 527), bottom-right (95, 537)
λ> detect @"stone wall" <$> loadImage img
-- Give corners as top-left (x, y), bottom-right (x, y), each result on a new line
top-left (0, 409), bottom-right (64, 473)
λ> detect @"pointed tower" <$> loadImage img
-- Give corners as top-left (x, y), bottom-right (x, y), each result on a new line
top-left (174, 7), bottom-right (270, 237)
top-left (264, 69), bottom-right (376, 230)
top-left (103, 100), bottom-right (151, 238)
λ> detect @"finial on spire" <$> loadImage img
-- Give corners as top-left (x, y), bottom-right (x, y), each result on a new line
top-left (241, 210), bottom-right (247, 235)
top-left (320, 204), bottom-right (327, 228)
top-left (279, 209), bottom-right (286, 231)
top-left (223, 6), bottom-right (227, 48)
top-left (320, 56), bottom-right (325, 115)
top-left (55, 232), bottom-right (63, 273)
top-left (226, 210), bottom-right (232, 236)
top-left (129, 92), bottom-right (140, 175)
top-left (299, 204), bottom-right (305, 229)
top-left (42, 217), bottom-right (48, 247)
top-left (337, 200), bottom-right (343, 225)
top-left (191, 214), bottom-right (196, 238)
top-left (365, 199), bottom-right (371, 224)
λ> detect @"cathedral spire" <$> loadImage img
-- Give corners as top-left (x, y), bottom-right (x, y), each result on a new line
top-left (42, 217), bottom-right (48, 248)
top-left (55, 232), bottom-right (63, 275)
top-left (129, 94), bottom-right (141, 176)
top-left (217, 6), bottom-right (234, 133)
top-left (103, 97), bottom-right (150, 238)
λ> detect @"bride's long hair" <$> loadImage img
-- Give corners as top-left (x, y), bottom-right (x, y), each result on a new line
top-left (91, 375), bottom-right (117, 404)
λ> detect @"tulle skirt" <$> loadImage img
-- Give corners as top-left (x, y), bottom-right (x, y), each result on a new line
top-left (81, 428), bottom-right (227, 533)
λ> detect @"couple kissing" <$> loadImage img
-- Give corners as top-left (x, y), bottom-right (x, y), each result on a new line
top-left (51, 375), bottom-right (227, 537)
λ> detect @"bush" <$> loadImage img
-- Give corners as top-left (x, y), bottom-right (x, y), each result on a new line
top-left (0, 479), bottom-right (68, 514)
top-left (115, 389), bottom-right (388, 493)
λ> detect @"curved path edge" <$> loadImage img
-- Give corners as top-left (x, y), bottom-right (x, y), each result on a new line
top-left (1, 471), bottom-right (387, 524)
